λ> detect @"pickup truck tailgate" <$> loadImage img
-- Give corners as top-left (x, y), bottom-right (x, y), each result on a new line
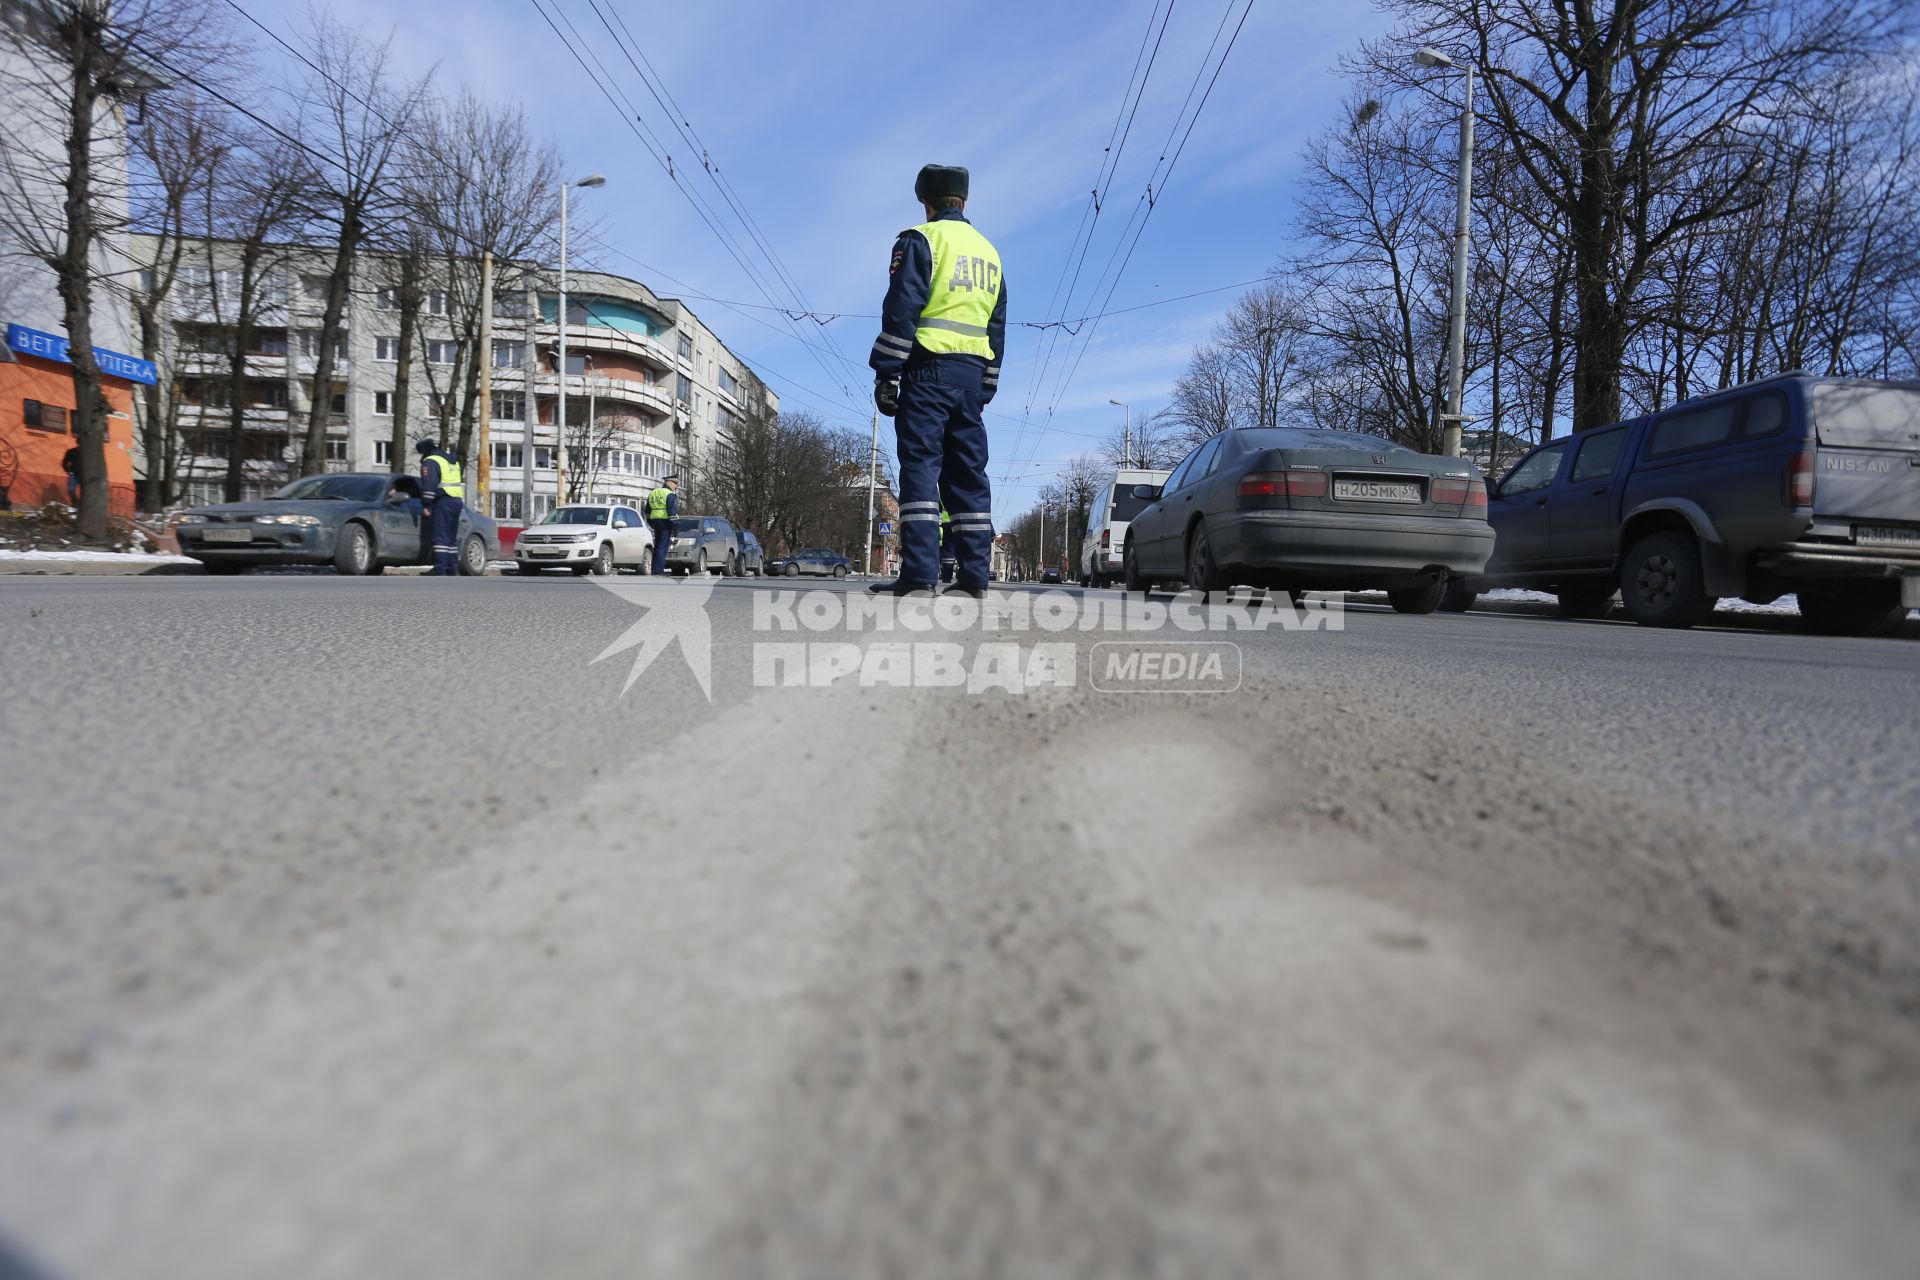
top-left (1809, 383), bottom-right (1920, 528)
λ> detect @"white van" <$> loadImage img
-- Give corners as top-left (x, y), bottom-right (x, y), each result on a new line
top-left (1080, 467), bottom-right (1172, 587)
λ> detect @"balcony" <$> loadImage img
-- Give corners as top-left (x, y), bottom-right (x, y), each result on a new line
top-left (177, 404), bottom-right (291, 429)
top-left (174, 352), bottom-right (289, 378)
top-left (531, 320), bottom-right (677, 374)
top-left (526, 371), bottom-right (676, 418)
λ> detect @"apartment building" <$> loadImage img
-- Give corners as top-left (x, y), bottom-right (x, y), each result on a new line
top-left (125, 235), bottom-right (776, 521)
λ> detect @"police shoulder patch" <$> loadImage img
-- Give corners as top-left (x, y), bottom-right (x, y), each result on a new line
top-left (889, 245), bottom-right (904, 275)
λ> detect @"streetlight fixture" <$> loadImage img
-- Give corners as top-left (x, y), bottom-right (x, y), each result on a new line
top-left (553, 173), bottom-right (605, 508)
top-left (1414, 46), bottom-right (1474, 459)
top-left (1108, 398), bottom-right (1130, 467)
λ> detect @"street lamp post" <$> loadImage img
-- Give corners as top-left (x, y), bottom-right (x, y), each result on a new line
top-left (555, 173), bottom-right (605, 508)
top-left (1415, 46), bottom-right (1474, 459)
top-left (1109, 398), bottom-right (1130, 467)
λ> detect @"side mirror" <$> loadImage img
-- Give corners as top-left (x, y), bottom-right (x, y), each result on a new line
top-left (387, 492), bottom-right (408, 504)
top-left (1130, 484), bottom-right (1161, 501)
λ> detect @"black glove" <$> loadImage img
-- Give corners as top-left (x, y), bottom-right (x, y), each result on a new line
top-left (874, 377), bottom-right (900, 418)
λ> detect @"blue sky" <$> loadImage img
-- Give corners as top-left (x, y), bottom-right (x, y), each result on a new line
top-left (250, 0), bottom-right (1395, 505)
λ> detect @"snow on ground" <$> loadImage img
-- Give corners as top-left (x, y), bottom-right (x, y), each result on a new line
top-left (0, 549), bottom-right (195, 565)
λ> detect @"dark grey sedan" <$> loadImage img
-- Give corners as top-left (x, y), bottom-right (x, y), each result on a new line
top-left (1123, 428), bottom-right (1495, 612)
top-left (174, 473), bottom-right (501, 576)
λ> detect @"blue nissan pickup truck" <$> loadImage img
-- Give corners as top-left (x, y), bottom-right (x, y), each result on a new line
top-left (1452, 374), bottom-right (1920, 633)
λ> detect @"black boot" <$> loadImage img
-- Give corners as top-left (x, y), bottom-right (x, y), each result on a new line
top-left (941, 582), bottom-right (986, 599)
top-left (867, 578), bottom-right (935, 596)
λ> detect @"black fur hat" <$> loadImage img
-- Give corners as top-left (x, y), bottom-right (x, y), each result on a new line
top-left (914, 164), bottom-right (969, 203)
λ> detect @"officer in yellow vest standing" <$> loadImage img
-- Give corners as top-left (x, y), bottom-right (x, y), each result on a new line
top-left (646, 473), bottom-right (679, 576)
top-left (415, 438), bottom-right (465, 575)
top-left (868, 164), bottom-right (1006, 598)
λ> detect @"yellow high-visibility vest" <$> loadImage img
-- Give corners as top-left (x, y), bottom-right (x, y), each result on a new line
top-left (647, 486), bottom-right (673, 519)
top-left (427, 453), bottom-right (464, 499)
top-left (911, 218), bottom-right (1002, 360)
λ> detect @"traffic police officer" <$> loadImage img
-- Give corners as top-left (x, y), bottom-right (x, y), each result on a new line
top-left (415, 438), bottom-right (464, 575)
top-left (646, 473), bottom-right (680, 576)
top-left (868, 163), bottom-right (1006, 597)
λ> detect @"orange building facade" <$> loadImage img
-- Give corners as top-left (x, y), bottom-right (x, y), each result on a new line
top-left (1, 326), bottom-right (143, 518)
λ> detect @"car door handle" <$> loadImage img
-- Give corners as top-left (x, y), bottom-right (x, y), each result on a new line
top-left (1588, 486), bottom-right (1608, 496)
top-left (1533, 497), bottom-right (1549, 507)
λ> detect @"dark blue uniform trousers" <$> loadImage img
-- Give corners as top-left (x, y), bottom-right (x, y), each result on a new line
top-left (649, 519), bottom-right (672, 574)
top-left (428, 496), bottom-right (463, 574)
top-left (896, 358), bottom-right (992, 585)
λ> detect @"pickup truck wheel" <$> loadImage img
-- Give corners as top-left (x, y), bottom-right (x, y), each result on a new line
top-left (332, 522), bottom-right (374, 576)
top-left (1796, 581), bottom-right (1901, 636)
top-left (1620, 531), bottom-right (1712, 629)
top-left (1438, 578), bottom-right (1477, 612)
top-left (1387, 581), bottom-right (1446, 614)
top-left (1554, 581), bottom-right (1616, 619)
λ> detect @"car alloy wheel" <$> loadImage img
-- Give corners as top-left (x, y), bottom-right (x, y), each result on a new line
top-left (459, 536), bottom-right (486, 577)
top-left (591, 543), bottom-right (614, 576)
top-left (333, 522), bottom-right (374, 576)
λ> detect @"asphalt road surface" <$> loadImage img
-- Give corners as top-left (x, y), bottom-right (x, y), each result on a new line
top-left (2, 574), bottom-right (1917, 1280)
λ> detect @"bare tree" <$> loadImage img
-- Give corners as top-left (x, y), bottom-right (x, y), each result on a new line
top-left (126, 89), bottom-right (227, 507)
top-left (0, 0), bottom-right (228, 536)
top-left (1102, 407), bottom-right (1185, 469)
top-left (294, 14), bottom-right (430, 476)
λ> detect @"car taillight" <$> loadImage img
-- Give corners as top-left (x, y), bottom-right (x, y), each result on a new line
top-left (1430, 477), bottom-right (1489, 508)
top-left (1239, 470), bottom-right (1327, 498)
top-left (1099, 530), bottom-right (1111, 548)
top-left (1787, 451), bottom-right (1815, 507)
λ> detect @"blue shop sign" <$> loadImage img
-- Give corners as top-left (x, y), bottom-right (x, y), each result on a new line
top-left (6, 323), bottom-right (157, 386)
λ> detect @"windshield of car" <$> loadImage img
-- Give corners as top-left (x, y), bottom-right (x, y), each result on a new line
top-left (269, 476), bottom-right (384, 502)
top-left (671, 518), bottom-right (702, 533)
top-left (546, 506), bottom-right (610, 525)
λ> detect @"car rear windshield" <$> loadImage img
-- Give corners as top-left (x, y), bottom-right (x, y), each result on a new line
top-left (270, 476), bottom-right (384, 502)
top-left (1236, 428), bottom-right (1407, 453)
top-left (546, 506), bottom-right (609, 525)
top-left (1809, 383), bottom-right (1920, 451)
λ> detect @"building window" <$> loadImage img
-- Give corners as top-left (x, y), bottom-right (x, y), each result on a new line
top-left (325, 437), bottom-right (348, 462)
top-left (491, 391), bottom-right (525, 421)
top-left (426, 339), bottom-right (460, 365)
top-left (255, 333), bottom-right (288, 356)
top-left (298, 331), bottom-right (345, 360)
top-left (23, 399), bottom-right (70, 433)
top-left (253, 384), bottom-right (290, 409)
top-left (375, 336), bottom-right (399, 362)
top-left (492, 442), bottom-right (523, 468)
top-left (492, 340), bottom-right (525, 368)
top-left (330, 391), bottom-right (347, 414)
top-left (492, 490), bottom-right (524, 522)
top-left (427, 392), bottom-right (448, 416)
top-left (675, 374), bottom-right (692, 403)
top-left (375, 440), bottom-right (393, 466)
top-left (531, 493), bottom-right (555, 520)
top-left (718, 367), bottom-right (738, 394)
top-left (677, 333), bottom-right (693, 359)
top-left (373, 391), bottom-right (393, 416)
top-left (493, 294), bottom-right (527, 320)
top-left (531, 445), bottom-right (555, 469)
top-left (425, 290), bottom-right (451, 316)
top-left (302, 275), bottom-right (331, 305)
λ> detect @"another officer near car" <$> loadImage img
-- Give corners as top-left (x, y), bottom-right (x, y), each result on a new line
top-left (868, 164), bottom-right (1006, 598)
top-left (415, 438), bottom-right (464, 575)
top-left (646, 473), bottom-right (679, 576)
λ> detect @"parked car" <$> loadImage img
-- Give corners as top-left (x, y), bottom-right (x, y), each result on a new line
top-left (514, 503), bottom-right (653, 576)
top-left (175, 472), bottom-right (500, 576)
top-left (664, 515), bottom-right (741, 576)
top-left (1081, 466), bottom-right (1171, 587)
top-left (735, 529), bottom-right (766, 576)
top-left (1454, 374), bottom-right (1920, 632)
top-left (1123, 428), bottom-right (1494, 612)
top-left (1040, 567), bottom-right (1063, 584)
top-left (767, 547), bottom-right (852, 578)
